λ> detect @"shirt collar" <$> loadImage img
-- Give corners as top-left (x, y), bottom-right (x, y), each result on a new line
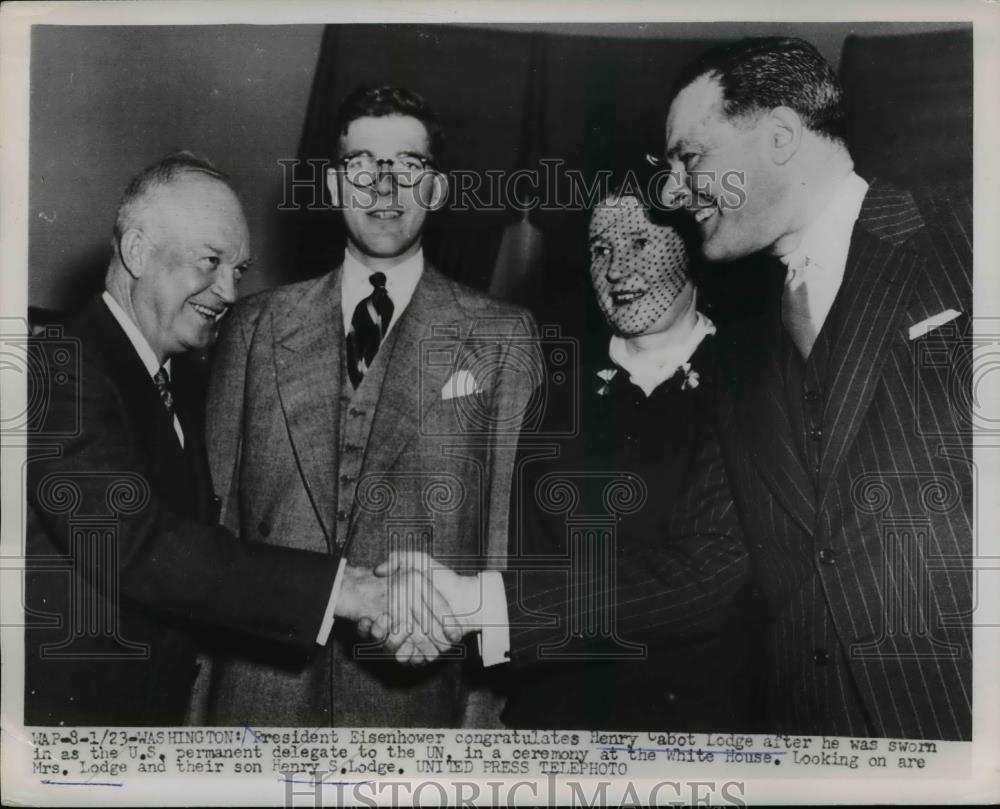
top-left (606, 310), bottom-right (716, 397)
top-left (101, 290), bottom-right (170, 379)
top-left (341, 249), bottom-right (424, 337)
top-left (775, 171), bottom-right (869, 279)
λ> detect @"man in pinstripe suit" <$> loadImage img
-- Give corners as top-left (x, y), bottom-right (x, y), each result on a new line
top-left (657, 37), bottom-right (972, 740)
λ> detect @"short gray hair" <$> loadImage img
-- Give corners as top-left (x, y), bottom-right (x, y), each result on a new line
top-left (113, 151), bottom-right (234, 239)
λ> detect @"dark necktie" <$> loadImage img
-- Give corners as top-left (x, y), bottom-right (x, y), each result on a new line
top-left (153, 366), bottom-right (175, 417)
top-left (346, 272), bottom-right (394, 388)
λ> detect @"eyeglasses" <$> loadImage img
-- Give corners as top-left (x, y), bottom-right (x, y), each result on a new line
top-left (337, 152), bottom-right (436, 188)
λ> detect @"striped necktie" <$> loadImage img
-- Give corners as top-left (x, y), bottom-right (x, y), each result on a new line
top-left (152, 365), bottom-right (175, 417)
top-left (346, 271), bottom-right (394, 388)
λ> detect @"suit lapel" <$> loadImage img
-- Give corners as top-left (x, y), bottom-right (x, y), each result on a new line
top-left (272, 272), bottom-right (343, 544)
top-left (172, 355), bottom-right (214, 522)
top-left (817, 217), bottom-right (923, 507)
top-left (87, 299), bottom-right (194, 510)
top-left (722, 279), bottom-right (817, 535)
top-left (360, 267), bottom-right (460, 479)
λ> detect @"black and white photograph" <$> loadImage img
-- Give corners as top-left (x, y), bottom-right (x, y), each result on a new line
top-left (2, 1), bottom-right (998, 805)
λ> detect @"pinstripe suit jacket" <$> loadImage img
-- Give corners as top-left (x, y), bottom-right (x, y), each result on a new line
top-left (713, 182), bottom-right (973, 740)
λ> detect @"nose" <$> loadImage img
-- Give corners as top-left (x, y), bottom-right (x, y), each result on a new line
top-left (212, 265), bottom-right (239, 305)
top-left (604, 252), bottom-right (627, 283)
top-left (373, 163), bottom-right (396, 196)
top-left (659, 169), bottom-right (692, 211)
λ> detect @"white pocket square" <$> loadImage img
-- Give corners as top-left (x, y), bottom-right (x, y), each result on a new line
top-left (441, 370), bottom-right (482, 400)
top-left (909, 309), bottom-right (962, 341)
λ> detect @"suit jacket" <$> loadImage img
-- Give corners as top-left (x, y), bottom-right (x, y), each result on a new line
top-left (24, 298), bottom-right (339, 726)
top-left (500, 337), bottom-right (761, 731)
top-left (203, 263), bottom-right (539, 726)
top-left (712, 182), bottom-right (973, 739)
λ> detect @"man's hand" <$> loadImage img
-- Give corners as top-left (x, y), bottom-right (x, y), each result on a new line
top-left (336, 563), bottom-right (462, 664)
top-left (357, 551), bottom-right (482, 664)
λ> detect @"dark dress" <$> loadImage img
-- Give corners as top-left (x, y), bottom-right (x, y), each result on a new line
top-left (501, 335), bottom-right (766, 732)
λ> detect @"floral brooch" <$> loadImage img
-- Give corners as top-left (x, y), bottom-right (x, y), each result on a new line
top-left (596, 368), bottom-right (618, 396)
top-left (679, 362), bottom-right (701, 390)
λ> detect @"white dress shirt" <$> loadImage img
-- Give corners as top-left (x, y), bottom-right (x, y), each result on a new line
top-left (102, 291), bottom-right (184, 448)
top-left (340, 249), bottom-right (424, 336)
top-left (776, 171), bottom-right (869, 343)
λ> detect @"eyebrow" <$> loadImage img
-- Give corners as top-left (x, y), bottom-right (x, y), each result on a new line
top-left (666, 138), bottom-right (705, 159)
top-left (203, 243), bottom-right (253, 267)
top-left (341, 149), bottom-right (431, 160)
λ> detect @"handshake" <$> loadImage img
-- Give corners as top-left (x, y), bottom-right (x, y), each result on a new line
top-left (335, 551), bottom-right (485, 665)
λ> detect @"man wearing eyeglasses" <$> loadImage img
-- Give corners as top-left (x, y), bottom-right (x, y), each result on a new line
top-left (202, 86), bottom-right (540, 727)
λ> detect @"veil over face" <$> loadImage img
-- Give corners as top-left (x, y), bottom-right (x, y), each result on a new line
top-left (588, 195), bottom-right (692, 338)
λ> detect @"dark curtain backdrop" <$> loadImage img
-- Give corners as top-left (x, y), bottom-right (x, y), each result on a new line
top-left (289, 24), bottom-right (972, 343)
top-left (842, 28), bottom-right (972, 188)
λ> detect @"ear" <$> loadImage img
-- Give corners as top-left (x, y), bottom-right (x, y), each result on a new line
top-left (767, 106), bottom-right (803, 166)
top-left (427, 172), bottom-right (449, 211)
top-left (325, 168), bottom-right (342, 207)
top-left (117, 228), bottom-right (149, 278)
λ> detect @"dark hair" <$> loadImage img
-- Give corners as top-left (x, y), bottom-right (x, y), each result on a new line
top-left (600, 163), bottom-right (700, 246)
top-left (673, 37), bottom-right (846, 142)
top-left (114, 151), bottom-right (233, 239)
top-left (334, 85), bottom-right (444, 160)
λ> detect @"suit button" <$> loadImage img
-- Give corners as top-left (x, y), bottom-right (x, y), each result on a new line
top-left (818, 548), bottom-right (837, 565)
top-left (803, 390), bottom-right (820, 404)
top-left (336, 510), bottom-right (349, 522)
top-left (666, 692), bottom-right (677, 702)
top-left (258, 521), bottom-right (271, 537)
top-left (812, 648), bottom-right (830, 666)
top-left (809, 427), bottom-right (823, 440)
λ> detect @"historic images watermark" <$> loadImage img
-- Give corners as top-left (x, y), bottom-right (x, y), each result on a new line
top-left (282, 771), bottom-right (748, 807)
top-left (277, 158), bottom-right (747, 214)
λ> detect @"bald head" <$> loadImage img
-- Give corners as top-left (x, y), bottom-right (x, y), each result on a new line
top-left (107, 155), bottom-right (251, 362)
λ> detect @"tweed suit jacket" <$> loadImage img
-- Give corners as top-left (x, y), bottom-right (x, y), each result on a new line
top-left (203, 264), bottom-right (539, 727)
top-left (712, 182), bottom-right (973, 740)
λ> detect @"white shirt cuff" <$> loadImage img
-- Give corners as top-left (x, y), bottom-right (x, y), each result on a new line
top-left (477, 570), bottom-right (511, 667)
top-left (315, 557), bottom-right (347, 645)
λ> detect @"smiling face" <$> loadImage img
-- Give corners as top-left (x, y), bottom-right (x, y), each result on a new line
top-left (589, 197), bottom-right (693, 338)
top-left (663, 75), bottom-right (787, 263)
top-left (129, 174), bottom-right (250, 361)
top-left (329, 115), bottom-right (443, 270)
